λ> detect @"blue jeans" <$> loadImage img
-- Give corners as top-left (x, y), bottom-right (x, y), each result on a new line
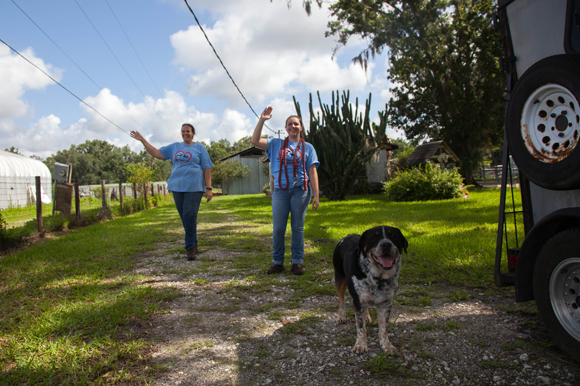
top-left (271, 186), bottom-right (312, 265)
top-left (172, 191), bottom-right (203, 251)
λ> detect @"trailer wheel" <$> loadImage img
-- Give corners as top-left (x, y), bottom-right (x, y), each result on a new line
top-left (533, 228), bottom-right (580, 362)
top-left (506, 54), bottom-right (580, 190)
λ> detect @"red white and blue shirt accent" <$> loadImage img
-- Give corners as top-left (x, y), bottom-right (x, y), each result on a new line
top-left (266, 138), bottom-right (319, 191)
top-left (159, 142), bottom-right (212, 192)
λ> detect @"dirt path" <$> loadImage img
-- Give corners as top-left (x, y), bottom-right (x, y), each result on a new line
top-left (132, 241), bottom-right (579, 386)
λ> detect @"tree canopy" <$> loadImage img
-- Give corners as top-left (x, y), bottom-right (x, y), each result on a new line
top-left (44, 140), bottom-right (138, 184)
top-left (300, 0), bottom-right (505, 183)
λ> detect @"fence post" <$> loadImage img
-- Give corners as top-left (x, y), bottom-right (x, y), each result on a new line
top-left (151, 183), bottom-right (155, 198)
top-left (101, 180), bottom-right (107, 208)
top-left (143, 183), bottom-right (148, 208)
top-left (133, 183), bottom-right (137, 200)
top-left (119, 182), bottom-right (124, 213)
top-left (35, 176), bottom-right (43, 236)
top-left (74, 178), bottom-right (80, 223)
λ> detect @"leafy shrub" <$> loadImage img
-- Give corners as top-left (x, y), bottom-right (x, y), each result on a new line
top-left (0, 211), bottom-right (6, 232)
top-left (92, 186), bottom-right (103, 199)
top-left (43, 214), bottom-right (69, 232)
top-left (388, 146), bottom-right (415, 179)
top-left (0, 212), bottom-right (21, 250)
top-left (0, 212), bottom-right (37, 250)
top-left (383, 163), bottom-right (465, 202)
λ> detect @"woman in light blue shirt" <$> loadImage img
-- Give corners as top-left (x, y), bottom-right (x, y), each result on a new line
top-left (251, 106), bottom-right (320, 275)
top-left (131, 124), bottom-right (213, 260)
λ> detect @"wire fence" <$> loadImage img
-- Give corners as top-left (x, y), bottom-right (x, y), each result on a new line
top-left (473, 163), bottom-right (520, 186)
top-left (1, 176), bottom-right (171, 229)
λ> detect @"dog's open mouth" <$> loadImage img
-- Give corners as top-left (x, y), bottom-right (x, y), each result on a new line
top-left (372, 254), bottom-right (395, 270)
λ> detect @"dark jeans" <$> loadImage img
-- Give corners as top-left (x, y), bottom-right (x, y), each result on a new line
top-left (172, 191), bottom-right (203, 251)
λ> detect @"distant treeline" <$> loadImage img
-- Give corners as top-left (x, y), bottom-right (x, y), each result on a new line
top-left (43, 136), bottom-right (255, 185)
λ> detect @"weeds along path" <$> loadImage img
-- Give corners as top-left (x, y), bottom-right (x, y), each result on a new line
top-left (134, 218), bottom-right (580, 386)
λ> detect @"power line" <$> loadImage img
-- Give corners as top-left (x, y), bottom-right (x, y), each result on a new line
top-left (10, 0), bottom-right (149, 134)
top-left (0, 38), bottom-right (130, 136)
top-left (182, 0), bottom-right (276, 135)
top-left (74, 0), bottom-right (172, 135)
top-left (104, 0), bottom-right (180, 122)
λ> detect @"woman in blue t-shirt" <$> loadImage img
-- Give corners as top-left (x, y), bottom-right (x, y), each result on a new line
top-left (251, 106), bottom-right (320, 275)
top-left (130, 124), bottom-right (213, 260)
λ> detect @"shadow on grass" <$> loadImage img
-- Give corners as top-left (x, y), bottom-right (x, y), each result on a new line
top-left (0, 203), bottom-right (182, 384)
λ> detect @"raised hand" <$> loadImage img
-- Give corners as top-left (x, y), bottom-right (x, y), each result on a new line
top-left (130, 131), bottom-right (145, 142)
top-left (261, 106), bottom-right (273, 120)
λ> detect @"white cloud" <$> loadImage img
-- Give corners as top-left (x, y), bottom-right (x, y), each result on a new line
top-left (212, 109), bottom-right (252, 143)
top-left (170, 0), bottom-right (368, 104)
top-left (298, 57), bottom-right (371, 91)
top-left (6, 115), bottom-right (83, 159)
top-left (0, 45), bottom-right (62, 124)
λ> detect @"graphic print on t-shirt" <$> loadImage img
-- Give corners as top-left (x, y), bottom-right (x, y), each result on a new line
top-left (175, 151), bottom-right (192, 164)
top-left (278, 147), bottom-right (303, 164)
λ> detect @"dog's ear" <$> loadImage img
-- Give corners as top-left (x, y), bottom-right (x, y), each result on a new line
top-left (385, 226), bottom-right (408, 254)
top-left (359, 228), bottom-right (372, 255)
top-left (395, 228), bottom-right (408, 254)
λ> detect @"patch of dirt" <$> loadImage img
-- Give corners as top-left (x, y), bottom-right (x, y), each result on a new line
top-left (133, 243), bottom-right (579, 386)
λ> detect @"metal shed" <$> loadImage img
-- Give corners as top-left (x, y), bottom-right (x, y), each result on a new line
top-left (219, 147), bottom-right (270, 195)
top-left (0, 150), bottom-right (52, 209)
top-left (406, 140), bottom-right (460, 167)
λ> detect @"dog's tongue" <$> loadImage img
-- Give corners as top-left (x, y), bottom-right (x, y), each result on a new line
top-left (376, 255), bottom-right (394, 269)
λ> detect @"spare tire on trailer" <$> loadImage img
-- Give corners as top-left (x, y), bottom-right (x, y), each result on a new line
top-left (506, 54), bottom-right (580, 190)
top-left (533, 228), bottom-right (580, 362)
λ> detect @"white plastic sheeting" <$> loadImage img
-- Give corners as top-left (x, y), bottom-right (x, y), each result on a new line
top-left (0, 150), bottom-right (52, 209)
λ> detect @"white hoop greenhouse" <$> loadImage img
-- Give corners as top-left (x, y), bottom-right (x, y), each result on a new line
top-left (0, 150), bottom-right (52, 210)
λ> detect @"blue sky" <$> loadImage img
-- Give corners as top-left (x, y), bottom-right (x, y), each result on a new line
top-left (1, 0), bottom-right (398, 159)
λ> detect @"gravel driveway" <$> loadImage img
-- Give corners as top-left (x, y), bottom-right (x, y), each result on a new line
top-left (132, 242), bottom-right (580, 386)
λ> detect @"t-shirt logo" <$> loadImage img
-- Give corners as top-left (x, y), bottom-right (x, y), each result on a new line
top-left (175, 151), bottom-right (192, 164)
top-left (278, 148), bottom-right (302, 163)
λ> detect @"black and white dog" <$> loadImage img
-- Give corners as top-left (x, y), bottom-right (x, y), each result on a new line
top-left (333, 226), bottom-right (408, 354)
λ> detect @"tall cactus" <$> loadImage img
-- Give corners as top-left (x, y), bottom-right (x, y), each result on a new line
top-left (294, 91), bottom-right (388, 201)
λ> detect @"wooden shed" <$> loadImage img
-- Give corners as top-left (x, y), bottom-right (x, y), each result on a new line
top-left (219, 147), bottom-right (270, 195)
top-left (406, 140), bottom-right (460, 167)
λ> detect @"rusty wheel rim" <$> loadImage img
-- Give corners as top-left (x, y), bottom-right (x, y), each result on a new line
top-left (520, 84), bottom-right (580, 163)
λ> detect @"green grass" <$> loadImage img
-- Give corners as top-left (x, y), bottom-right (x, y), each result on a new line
top-left (2, 197), bottom-right (107, 228)
top-left (0, 204), bottom-right (180, 384)
top-left (200, 187), bottom-right (511, 287)
top-left (0, 187), bottom-right (516, 384)
top-left (1, 194), bottom-right (173, 228)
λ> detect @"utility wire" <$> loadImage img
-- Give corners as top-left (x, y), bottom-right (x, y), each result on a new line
top-left (74, 0), bottom-right (172, 135)
top-left (104, 0), bottom-right (180, 122)
top-left (0, 38), bottom-right (130, 135)
top-left (182, 0), bottom-right (276, 134)
top-left (10, 0), bottom-right (148, 134)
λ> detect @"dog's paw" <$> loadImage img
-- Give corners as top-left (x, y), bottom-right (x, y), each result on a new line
top-left (353, 342), bottom-right (368, 354)
top-left (381, 342), bottom-right (398, 356)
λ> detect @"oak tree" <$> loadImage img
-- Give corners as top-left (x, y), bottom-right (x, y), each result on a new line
top-left (300, 0), bottom-right (505, 183)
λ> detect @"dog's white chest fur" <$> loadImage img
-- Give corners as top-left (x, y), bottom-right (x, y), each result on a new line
top-left (352, 252), bottom-right (400, 307)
